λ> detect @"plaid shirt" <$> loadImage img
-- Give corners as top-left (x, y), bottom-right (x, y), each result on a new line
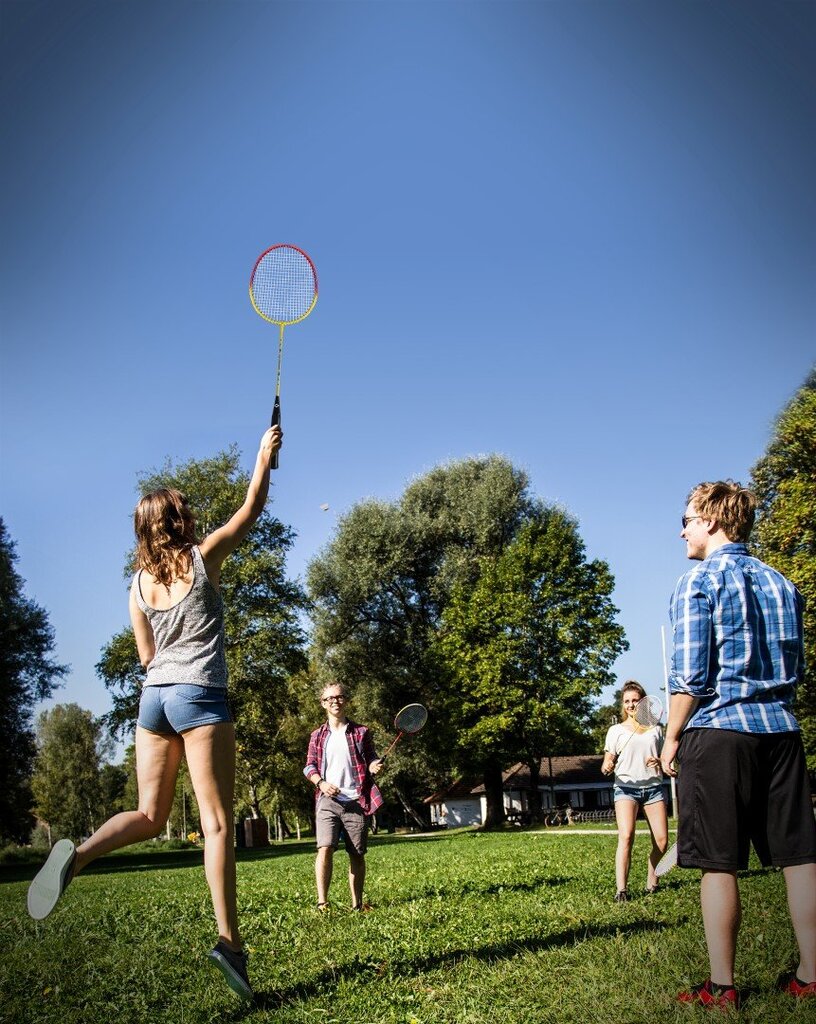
top-left (303, 719), bottom-right (384, 815)
top-left (668, 543), bottom-right (804, 733)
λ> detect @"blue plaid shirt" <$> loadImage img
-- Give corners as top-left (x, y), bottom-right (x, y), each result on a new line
top-left (668, 543), bottom-right (804, 733)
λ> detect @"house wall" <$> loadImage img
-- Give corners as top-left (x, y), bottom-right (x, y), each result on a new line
top-left (440, 798), bottom-right (483, 827)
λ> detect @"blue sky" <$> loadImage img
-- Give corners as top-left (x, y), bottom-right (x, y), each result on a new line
top-left (1, 1), bottom-right (814, 747)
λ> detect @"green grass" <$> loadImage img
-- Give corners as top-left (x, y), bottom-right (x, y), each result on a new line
top-left (2, 830), bottom-right (813, 1024)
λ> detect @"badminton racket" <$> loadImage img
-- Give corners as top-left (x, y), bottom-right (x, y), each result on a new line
top-left (611, 694), bottom-right (663, 764)
top-left (381, 703), bottom-right (428, 759)
top-left (249, 244), bottom-right (318, 468)
top-left (655, 840), bottom-right (678, 878)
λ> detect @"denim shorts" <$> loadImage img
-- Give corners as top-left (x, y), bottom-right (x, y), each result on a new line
top-left (137, 684), bottom-right (232, 735)
top-left (613, 782), bottom-right (666, 806)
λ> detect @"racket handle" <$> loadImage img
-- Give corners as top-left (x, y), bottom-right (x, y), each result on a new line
top-left (381, 732), bottom-right (404, 760)
top-left (270, 399), bottom-right (280, 470)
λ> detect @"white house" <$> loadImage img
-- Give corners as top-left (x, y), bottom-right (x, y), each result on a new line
top-left (426, 755), bottom-right (672, 827)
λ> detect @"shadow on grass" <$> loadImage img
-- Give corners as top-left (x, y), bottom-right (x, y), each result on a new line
top-left (0, 842), bottom-right (315, 885)
top-left (231, 918), bottom-right (684, 1019)
top-left (388, 874), bottom-right (572, 906)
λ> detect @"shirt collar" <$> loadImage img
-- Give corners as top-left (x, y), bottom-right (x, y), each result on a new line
top-left (705, 542), bottom-right (749, 559)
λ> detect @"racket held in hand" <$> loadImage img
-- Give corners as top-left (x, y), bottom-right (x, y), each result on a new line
top-left (249, 244), bottom-right (318, 468)
top-left (382, 703), bottom-right (428, 759)
top-left (612, 694), bottom-right (663, 763)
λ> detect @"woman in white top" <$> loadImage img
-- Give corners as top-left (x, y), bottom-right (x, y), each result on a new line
top-left (601, 680), bottom-right (669, 902)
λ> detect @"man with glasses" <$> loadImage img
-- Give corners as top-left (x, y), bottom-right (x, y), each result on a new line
top-left (661, 480), bottom-right (816, 1008)
top-left (303, 682), bottom-right (383, 911)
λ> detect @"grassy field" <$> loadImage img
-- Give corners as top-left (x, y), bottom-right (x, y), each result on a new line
top-left (2, 827), bottom-right (813, 1024)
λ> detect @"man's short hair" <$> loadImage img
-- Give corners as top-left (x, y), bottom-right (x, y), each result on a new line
top-left (688, 480), bottom-right (757, 542)
top-left (320, 680), bottom-right (348, 700)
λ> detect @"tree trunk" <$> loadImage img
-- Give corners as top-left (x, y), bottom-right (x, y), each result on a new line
top-left (393, 784), bottom-right (427, 829)
top-left (527, 758), bottom-right (544, 821)
top-left (481, 761), bottom-right (505, 830)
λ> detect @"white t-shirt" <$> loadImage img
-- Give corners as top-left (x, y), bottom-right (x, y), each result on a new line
top-left (323, 724), bottom-right (359, 802)
top-left (604, 722), bottom-right (664, 787)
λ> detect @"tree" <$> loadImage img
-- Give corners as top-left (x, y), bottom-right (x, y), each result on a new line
top-left (438, 510), bottom-right (627, 824)
top-left (307, 456), bottom-right (626, 827)
top-left (95, 447), bottom-right (309, 812)
top-left (0, 519), bottom-right (67, 844)
top-left (751, 368), bottom-right (816, 767)
top-left (31, 704), bottom-right (106, 842)
top-left (308, 457), bottom-right (534, 824)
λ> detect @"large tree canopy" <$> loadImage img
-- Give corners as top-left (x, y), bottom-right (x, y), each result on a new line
top-left (96, 446), bottom-right (308, 810)
top-left (438, 509), bottom-right (627, 822)
top-left (0, 519), bottom-right (67, 843)
top-left (751, 368), bottom-right (816, 766)
top-left (308, 456), bottom-right (626, 826)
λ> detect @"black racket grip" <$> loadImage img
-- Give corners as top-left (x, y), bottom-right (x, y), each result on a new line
top-left (270, 398), bottom-right (280, 470)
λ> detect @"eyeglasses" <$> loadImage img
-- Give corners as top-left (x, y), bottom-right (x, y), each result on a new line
top-left (322, 695), bottom-right (345, 704)
top-left (681, 515), bottom-right (704, 529)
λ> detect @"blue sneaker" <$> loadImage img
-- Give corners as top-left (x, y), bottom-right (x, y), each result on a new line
top-left (207, 941), bottom-right (253, 1000)
top-left (27, 839), bottom-right (76, 920)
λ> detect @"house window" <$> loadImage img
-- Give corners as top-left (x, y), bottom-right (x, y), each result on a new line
top-left (597, 789), bottom-right (613, 807)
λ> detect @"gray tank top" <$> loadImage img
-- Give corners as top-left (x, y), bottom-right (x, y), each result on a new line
top-left (133, 546), bottom-right (228, 689)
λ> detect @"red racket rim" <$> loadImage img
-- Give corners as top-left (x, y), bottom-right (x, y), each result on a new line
top-left (249, 244), bottom-right (318, 326)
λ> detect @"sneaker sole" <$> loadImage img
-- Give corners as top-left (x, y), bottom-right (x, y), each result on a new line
top-left (207, 948), bottom-right (253, 1000)
top-left (27, 839), bottom-right (76, 920)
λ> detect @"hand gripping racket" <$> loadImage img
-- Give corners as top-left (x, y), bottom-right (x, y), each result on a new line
top-left (612, 694), bottom-right (663, 764)
top-left (381, 704), bottom-right (428, 759)
top-left (249, 244), bottom-right (318, 468)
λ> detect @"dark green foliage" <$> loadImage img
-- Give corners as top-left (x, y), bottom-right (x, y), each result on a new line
top-left (751, 368), bottom-right (816, 766)
top-left (0, 519), bottom-right (67, 843)
top-left (308, 457), bottom-right (627, 827)
top-left (439, 510), bottom-right (627, 820)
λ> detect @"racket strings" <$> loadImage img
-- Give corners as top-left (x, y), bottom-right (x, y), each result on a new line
top-left (634, 696), bottom-right (663, 728)
top-left (251, 248), bottom-right (316, 323)
top-left (394, 704), bottom-right (428, 734)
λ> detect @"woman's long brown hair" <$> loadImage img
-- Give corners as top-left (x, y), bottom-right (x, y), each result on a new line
top-left (133, 488), bottom-right (199, 588)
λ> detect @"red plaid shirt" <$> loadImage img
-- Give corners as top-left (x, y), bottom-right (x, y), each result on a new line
top-left (303, 719), bottom-right (383, 816)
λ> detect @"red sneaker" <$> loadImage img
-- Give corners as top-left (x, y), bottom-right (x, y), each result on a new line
top-left (677, 979), bottom-right (740, 1009)
top-left (778, 973), bottom-right (816, 998)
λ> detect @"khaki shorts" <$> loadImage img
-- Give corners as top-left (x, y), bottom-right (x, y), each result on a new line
top-left (316, 795), bottom-right (369, 855)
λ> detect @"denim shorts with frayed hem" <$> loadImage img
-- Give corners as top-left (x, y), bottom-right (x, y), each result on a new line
top-left (613, 782), bottom-right (666, 806)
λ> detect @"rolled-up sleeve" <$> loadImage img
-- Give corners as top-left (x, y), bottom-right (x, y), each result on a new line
top-left (669, 571), bottom-right (718, 698)
top-left (303, 729), bottom-right (320, 780)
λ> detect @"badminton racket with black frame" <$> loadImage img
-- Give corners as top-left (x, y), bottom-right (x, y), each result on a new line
top-left (381, 704), bottom-right (428, 759)
top-left (249, 244), bottom-right (318, 468)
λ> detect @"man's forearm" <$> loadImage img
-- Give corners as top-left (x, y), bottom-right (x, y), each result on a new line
top-left (665, 692), bottom-right (699, 741)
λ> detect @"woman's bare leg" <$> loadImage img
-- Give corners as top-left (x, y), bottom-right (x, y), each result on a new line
top-left (74, 727), bottom-right (183, 874)
top-left (613, 798), bottom-right (637, 892)
top-left (643, 798), bottom-right (669, 889)
top-left (184, 723), bottom-right (241, 949)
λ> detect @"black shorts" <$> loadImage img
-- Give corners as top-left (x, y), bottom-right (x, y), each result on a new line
top-left (677, 728), bottom-right (816, 872)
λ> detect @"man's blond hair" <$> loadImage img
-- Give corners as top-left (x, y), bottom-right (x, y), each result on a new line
top-left (688, 480), bottom-right (756, 542)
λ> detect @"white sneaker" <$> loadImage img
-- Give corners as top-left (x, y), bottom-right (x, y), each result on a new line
top-left (27, 839), bottom-right (76, 920)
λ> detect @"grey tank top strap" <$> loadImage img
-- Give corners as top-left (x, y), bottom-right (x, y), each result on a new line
top-left (135, 546), bottom-right (228, 689)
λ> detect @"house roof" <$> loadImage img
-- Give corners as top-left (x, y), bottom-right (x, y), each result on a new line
top-left (425, 755), bottom-right (606, 802)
